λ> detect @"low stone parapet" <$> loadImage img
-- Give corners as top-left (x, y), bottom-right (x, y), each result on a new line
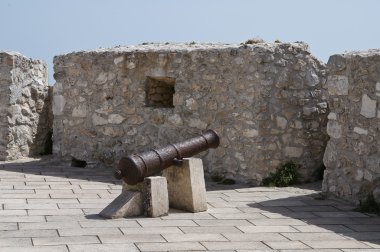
top-left (52, 42), bottom-right (329, 184)
top-left (0, 52), bottom-right (51, 160)
top-left (323, 50), bottom-right (380, 203)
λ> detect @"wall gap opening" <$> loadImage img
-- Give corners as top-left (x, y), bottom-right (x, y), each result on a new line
top-left (145, 76), bottom-right (175, 108)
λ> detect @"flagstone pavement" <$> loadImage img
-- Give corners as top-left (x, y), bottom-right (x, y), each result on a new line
top-left (0, 158), bottom-right (379, 252)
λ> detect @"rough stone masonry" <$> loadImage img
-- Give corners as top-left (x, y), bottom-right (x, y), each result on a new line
top-left (0, 52), bottom-right (51, 160)
top-left (323, 50), bottom-right (380, 203)
top-left (52, 42), bottom-right (329, 185)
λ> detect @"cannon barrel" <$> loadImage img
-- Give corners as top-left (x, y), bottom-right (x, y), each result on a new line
top-left (114, 129), bottom-right (220, 185)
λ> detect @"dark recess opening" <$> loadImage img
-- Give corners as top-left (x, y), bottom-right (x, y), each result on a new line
top-left (44, 131), bottom-right (53, 155)
top-left (71, 157), bottom-right (87, 168)
top-left (145, 76), bottom-right (175, 108)
top-left (39, 131), bottom-right (53, 156)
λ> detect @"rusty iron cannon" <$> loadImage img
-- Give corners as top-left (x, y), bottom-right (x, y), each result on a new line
top-left (114, 129), bottom-right (220, 185)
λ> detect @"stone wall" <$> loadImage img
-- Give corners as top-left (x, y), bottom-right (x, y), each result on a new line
top-left (323, 50), bottom-right (380, 203)
top-left (0, 52), bottom-right (51, 160)
top-left (53, 42), bottom-right (328, 184)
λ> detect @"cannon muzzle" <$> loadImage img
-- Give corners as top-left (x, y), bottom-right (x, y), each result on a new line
top-left (115, 129), bottom-right (220, 185)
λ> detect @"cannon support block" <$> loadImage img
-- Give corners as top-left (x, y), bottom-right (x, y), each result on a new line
top-left (163, 158), bottom-right (207, 212)
top-left (143, 176), bottom-right (169, 217)
top-left (99, 191), bottom-right (143, 219)
top-left (100, 176), bottom-right (169, 218)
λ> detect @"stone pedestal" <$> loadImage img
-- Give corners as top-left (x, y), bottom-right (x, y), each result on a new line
top-left (102, 158), bottom-right (207, 218)
top-left (99, 191), bottom-right (143, 219)
top-left (100, 176), bottom-right (169, 218)
top-left (143, 176), bottom-right (169, 217)
top-left (162, 158), bottom-right (207, 212)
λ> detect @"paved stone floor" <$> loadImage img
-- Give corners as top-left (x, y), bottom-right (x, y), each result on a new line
top-left (0, 158), bottom-right (379, 252)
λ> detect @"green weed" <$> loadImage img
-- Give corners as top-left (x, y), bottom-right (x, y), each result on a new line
top-left (262, 161), bottom-right (299, 187)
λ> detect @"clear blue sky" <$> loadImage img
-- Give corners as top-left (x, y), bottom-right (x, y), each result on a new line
top-left (1, 0), bottom-right (379, 83)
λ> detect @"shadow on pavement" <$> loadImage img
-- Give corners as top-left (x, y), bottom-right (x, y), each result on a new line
top-left (205, 180), bottom-right (380, 247)
top-left (0, 156), bottom-right (120, 185)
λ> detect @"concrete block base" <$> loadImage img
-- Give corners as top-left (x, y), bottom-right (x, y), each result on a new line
top-left (163, 158), bottom-right (207, 212)
top-left (104, 157), bottom-right (206, 218)
top-left (100, 176), bottom-right (169, 218)
top-left (143, 176), bottom-right (169, 217)
top-left (99, 191), bottom-right (143, 219)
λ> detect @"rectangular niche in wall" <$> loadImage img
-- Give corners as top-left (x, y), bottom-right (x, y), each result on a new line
top-left (146, 76), bottom-right (175, 108)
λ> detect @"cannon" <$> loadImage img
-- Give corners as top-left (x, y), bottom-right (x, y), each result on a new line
top-left (114, 129), bottom-right (220, 185)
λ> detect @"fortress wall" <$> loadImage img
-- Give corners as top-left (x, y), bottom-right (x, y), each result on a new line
top-left (323, 50), bottom-right (380, 203)
top-left (53, 42), bottom-right (328, 184)
top-left (0, 53), bottom-right (12, 159)
top-left (2, 43), bottom-right (378, 204)
top-left (0, 52), bottom-right (50, 160)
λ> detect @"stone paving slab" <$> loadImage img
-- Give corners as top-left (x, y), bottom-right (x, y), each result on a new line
top-left (0, 158), bottom-right (379, 251)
